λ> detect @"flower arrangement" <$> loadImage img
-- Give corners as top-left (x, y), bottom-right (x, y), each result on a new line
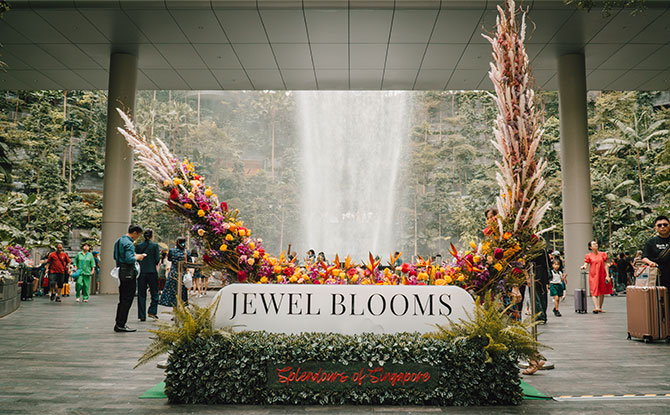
top-left (0, 244), bottom-right (30, 270)
top-left (116, 0), bottom-right (549, 298)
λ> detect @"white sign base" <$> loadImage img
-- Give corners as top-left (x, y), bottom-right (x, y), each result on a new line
top-left (212, 284), bottom-right (474, 335)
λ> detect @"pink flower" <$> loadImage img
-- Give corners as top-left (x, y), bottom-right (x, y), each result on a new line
top-left (494, 248), bottom-right (504, 260)
top-left (237, 271), bottom-right (247, 282)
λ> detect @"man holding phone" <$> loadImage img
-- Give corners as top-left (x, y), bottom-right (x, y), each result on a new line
top-left (113, 224), bottom-right (147, 333)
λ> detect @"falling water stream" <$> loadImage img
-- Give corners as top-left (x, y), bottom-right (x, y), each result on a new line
top-left (297, 91), bottom-right (411, 262)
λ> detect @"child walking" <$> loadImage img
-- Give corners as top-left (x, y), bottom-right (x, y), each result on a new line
top-left (548, 260), bottom-right (566, 317)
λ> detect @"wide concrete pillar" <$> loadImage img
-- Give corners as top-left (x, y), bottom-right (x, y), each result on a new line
top-left (557, 53), bottom-right (593, 295)
top-left (100, 53), bottom-right (138, 294)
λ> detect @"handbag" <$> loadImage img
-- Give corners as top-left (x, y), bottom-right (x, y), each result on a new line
top-left (183, 270), bottom-right (193, 289)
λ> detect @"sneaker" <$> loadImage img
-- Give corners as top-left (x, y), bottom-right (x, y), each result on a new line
top-left (148, 313), bottom-right (159, 320)
top-left (55, 297), bottom-right (61, 302)
top-left (50, 293), bottom-right (55, 301)
top-left (76, 298), bottom-right (80, 303)
top-left (554, 309), bottom-right (562, 317)
top-left (83, 299), bottom-right (88, 303)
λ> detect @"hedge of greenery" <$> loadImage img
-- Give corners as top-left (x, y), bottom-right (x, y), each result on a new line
top-left (165, 331), bottom-right (522, 406)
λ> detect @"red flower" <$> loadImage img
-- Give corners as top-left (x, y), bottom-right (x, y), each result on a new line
top-left (170, 188), bottom-right (179, 201)
top-left (409, 269), bottom-right (417, 277)
top-left (494, 248), bottom-right (504, 260)
top-left (512, 267), bottom-right (522, 274)
top-left (347, 268), bottom-right (357, 277)
top-left (237, 270), bottom-right (247, 282)
top-left (483, 227), bottom-right (492, 235)
top-left (199, 202), bottom-right (210, 211)
top-left (401, 263), bottom-right (411, 273)
top-left (220, 202), bottom-right (228, 212)
top-left (194, 174), bottom-right (202, 180)
top-left (258, 248), bottom-right (265, 255)
top-left (282, 267), bottom-right (292, 276)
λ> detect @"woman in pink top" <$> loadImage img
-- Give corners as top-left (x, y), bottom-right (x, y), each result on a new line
top-left (580, 240), bottom-right (612, 313)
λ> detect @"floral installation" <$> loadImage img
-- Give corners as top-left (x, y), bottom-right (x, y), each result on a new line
top-left (479, 0), bottom-right (553, 288)
top-left (0, 244), bottom-right (30, 270)
top-left (116, 1), bottom-right (549, 297)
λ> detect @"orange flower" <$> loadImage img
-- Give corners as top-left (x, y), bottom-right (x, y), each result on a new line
top-left (502, 231), bottom-right (512, 240)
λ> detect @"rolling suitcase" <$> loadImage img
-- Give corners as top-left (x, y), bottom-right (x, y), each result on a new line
top-left (626, 286), bottom-right (670, 343)
top-left (20, 274), bottom-right (33, 301)
top-left (575, 270), bottom-right (588, 314)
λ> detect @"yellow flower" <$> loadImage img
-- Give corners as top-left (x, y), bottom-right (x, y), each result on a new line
top-left (248, 242), bottom-right (255, 250)
top-left (247, 258), bottom-right (255, 266)
top-left (183, 203), bottom-right (192, 210)
top-left (435, 279), bottom-right (446, 286)
top-left (418, 272), bottom-right (429, 281)
top-left (502, 232), bottom-right (512, 240)
top-left (469, 241), bottom-right (477, 250)
top-left (350, 275), bottom-right (358, 283)
top-left (289, 275), bottom-right (298, 283)
top-left (274, 265), bottom-right (282, 274)
top-left (473, 255), bottom-right (481, 264)
top-left (225, 234), bottom-right (233, 241)
top-left (188, 192), bottom-right (195, 200)
top-left (253, 250), bottom-right (259, 259)
top-left (332, 269), bottom-right (340, 277)
top-left (205, 188), bottom-right (213, 197)
top-left (197, 229), bottom-right (205, 236)
top-left (276, 275), bottom-right (283, 283)
top-left (260, 276), bottom-right (268, 283)
top-left (494, 263), bottom-right (503, 272)
top-left (197, 209), bottom-right (205, 217)
top-left (457, 275), bottom-right (465, 282)
top-left (269, 257), bottom-right (277, 266)
top-left (162, 179), bottom-right (170, 187)
top-left (445, 276), bottom-right (452, 284)
top-left (219, 244), bottom-right (227, 251)
top-left (173, 178), bottom-right (183, 186)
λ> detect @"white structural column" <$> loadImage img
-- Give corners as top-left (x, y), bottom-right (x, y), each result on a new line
top-left (100, 53), bottom-right (138, 294)
top-left (557, 53), bottom-right (593, 295)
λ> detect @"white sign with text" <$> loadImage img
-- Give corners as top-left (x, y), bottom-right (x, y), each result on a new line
top-left (213, 284), bottom-right (475, 334)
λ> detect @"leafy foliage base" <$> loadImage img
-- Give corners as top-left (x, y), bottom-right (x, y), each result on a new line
top-left (165, 331), bottom-right (522, 406)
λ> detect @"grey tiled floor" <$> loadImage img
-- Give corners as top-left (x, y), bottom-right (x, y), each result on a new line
top-left (1, 290), bottom-right (669, 414)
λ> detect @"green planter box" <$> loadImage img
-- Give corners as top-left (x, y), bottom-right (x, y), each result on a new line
top-left (165, 332), bottom-right (522, 406)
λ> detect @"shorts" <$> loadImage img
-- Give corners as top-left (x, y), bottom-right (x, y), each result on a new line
top-left (49, 273), bottom-right (66, 289)
top-left (549, 283), bottom-right (564, 297)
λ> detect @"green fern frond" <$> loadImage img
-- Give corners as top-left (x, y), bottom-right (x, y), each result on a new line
top-left (426, 291), bottom-right (548, 362)
top-left (136, 296), bottom-right (231, 368)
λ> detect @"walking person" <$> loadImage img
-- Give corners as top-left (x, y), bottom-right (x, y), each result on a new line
top-left (158, 237), bottom-right (190, 312)
top-left (73, 242), bottom-right (95, 303)
top-left (581, 240), bottom-right (612, 314)
top-left (46, 243), bottom-right (70, 303)
top-left (135, 229), bottom-right (161, 321)
top-left (91, 251), bottom-right (100, 295)
top-left (113, 225), bottom-right (146, 333)
top-left (642, 215), bottom-right (670, 291)
top-left (548, 260), bottom-right (566, 317)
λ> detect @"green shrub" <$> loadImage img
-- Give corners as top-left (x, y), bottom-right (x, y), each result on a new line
top-left (165, 331), bottom-right (522, 406)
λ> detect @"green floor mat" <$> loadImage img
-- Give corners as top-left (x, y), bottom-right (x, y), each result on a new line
top-left (141, 380), bottom-right (551, 401)
top-left (521, 380), bottom-right (551, 400)
top-left (139, 381), bottom-right (167, 399)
